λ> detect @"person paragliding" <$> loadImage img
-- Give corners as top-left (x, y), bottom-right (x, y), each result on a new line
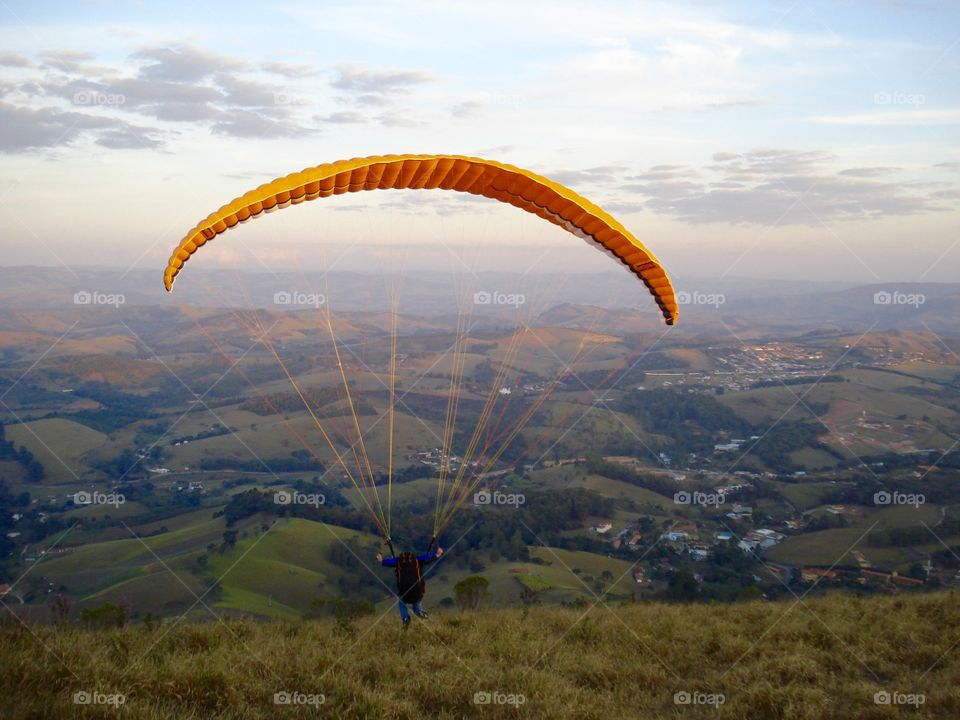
top-left (162, 154), bottom-right (678, 595)
top-left (376, 545), bottom-right (444, 628)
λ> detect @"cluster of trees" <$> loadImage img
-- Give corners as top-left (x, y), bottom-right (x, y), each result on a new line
top-left (471, 360), bottom-right (500, 388)
top-left (222, 482), bottom-right (615, 581)
top-left (585, 455), bottom-right (675, 498)
top-left (199, 452), bottom-right (325, 473)
top-left (0, 480), bottom-right (31, 563)
top-left (746, 421), bottom-right (842, 472)
top-left (390, 463), bottom-right (436, 484)
top-left (326, 535), bottom-right (383, 601)
top-left (869, 518), bottom-right (960, 548)
top-left (575, 352), bottom-right (689, 393)
top-left (750, 375), bottom-right (845, 389)
top-left (92, 449), bottom-right (142, 480)
top-left (417, 487), bottom-right (615, 573)
top-left (222, 487), bottom-right (370, 532)
top-left (64, 382), bottom-right (172, 432)
top-left (453, 576), bottom-right (490, 609)
top-left (168, 424), bottom-right (233, 445)
top-left (619, 388), bottom-right (752, 456)
top-left (79, 601), bottom-right (129, 628)
top-left (0, 382), bottom-right (64, 408)
top-left (0, 423), bottom-right (45, 481)
top-left (307, 596), bottom-right (375, 634)
top-left (621, 388), bottom-right (747, 435)
top-left (821, 470), bottom-right (960, 508)
top-left (616, 386), bottom-right (849, 472)
top-left (696, 544), bottom-right (766, 602)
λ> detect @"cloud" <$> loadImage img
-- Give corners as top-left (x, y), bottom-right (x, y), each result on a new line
top-left (838, 166), bottom-right (900, 178)
top-left (215, 74), bottom-right (295, 108)
top-left (627, 165), bottom-right (698, 181)
top-left (37, 50), bottom-right (95, 73)
top-left (550, 166), bottom-right (625, 186)
top-left (211, 110), bottom-right (313, 138)
top-left (449, 90), bottom-right (525, 119)
top-left (133, 44), bottom-right (247, 82)
top-left (95, 127), bottom-right (163, 149)
top-left (931, 189), bottom-right (960, 200)
top-left (0, 101), bottom-right (161, 152)
top-left (659, 95), bottom-right (764, 112)
top-left (25, 45), bottom-right (319, 141)
top-left (0, 53), bottom-right (30, 68)
top-left (585, 164), bottom-right (628, 174)
top-left (451, 100), bottom-right (484, 118)
top-left (38, 75), bottom-right (226, 126)
top-left (331, 63), bottom-right (433, 105)
top-left (810, 109), bottom-right (960, 126)
top-left (707, 149), bottom-right (833, 178)
top-left (5, 48), bottom-right (429, 149)
top-left (712, 98), bottom-right (764, 109)
top-left (264, 61), bottom-right (320, 78)
top-left (149, 101), bottom-right (226, 123)
top-left (316, 111), bottom-right (366, 124)
top-left (375, 112), bottom-right (423, 128)
top-left (620, 149), bottom-right (954, 225)
top-left (603, 201), bottom-right (646, 214)
top-left (364, 191), bottom-right (496, 217)
top-left (44, 76), bottom-right (222, 108)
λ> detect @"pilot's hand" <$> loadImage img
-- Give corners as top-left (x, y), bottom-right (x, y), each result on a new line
top-left (375, 552), bottom-right (383, 563)
top-left (436, 547), bottom-right (444, 557)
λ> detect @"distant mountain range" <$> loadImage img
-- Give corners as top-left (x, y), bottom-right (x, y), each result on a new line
top-left (0, 266), bottom-right (957, 334)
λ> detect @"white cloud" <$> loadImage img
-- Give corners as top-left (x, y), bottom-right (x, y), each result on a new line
top-left (133, 44), bottom-right (248, 82)
top-left (811, 109), bottom-right (960, 126)
top-left (620, 149), bottom-right (956, 225)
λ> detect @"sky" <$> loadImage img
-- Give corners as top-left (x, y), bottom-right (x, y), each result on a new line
top-left (0, 0), bottom-right (958, 288)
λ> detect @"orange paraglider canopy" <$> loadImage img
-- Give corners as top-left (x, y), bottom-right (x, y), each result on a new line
top-left (163, 154), bottom-right (678, 325)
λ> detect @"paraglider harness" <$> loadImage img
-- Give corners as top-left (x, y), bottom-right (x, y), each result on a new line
top-left (386, 537), bottom-right (435, 604)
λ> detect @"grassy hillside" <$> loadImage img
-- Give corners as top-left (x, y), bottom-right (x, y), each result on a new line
top-left (2, 592), bottom-right (959, 718)
top-left (5, 417), bottom-right (106, 482)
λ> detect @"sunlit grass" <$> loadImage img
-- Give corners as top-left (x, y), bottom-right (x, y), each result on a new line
top-left (3, 591), bottom-right (959, 718)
